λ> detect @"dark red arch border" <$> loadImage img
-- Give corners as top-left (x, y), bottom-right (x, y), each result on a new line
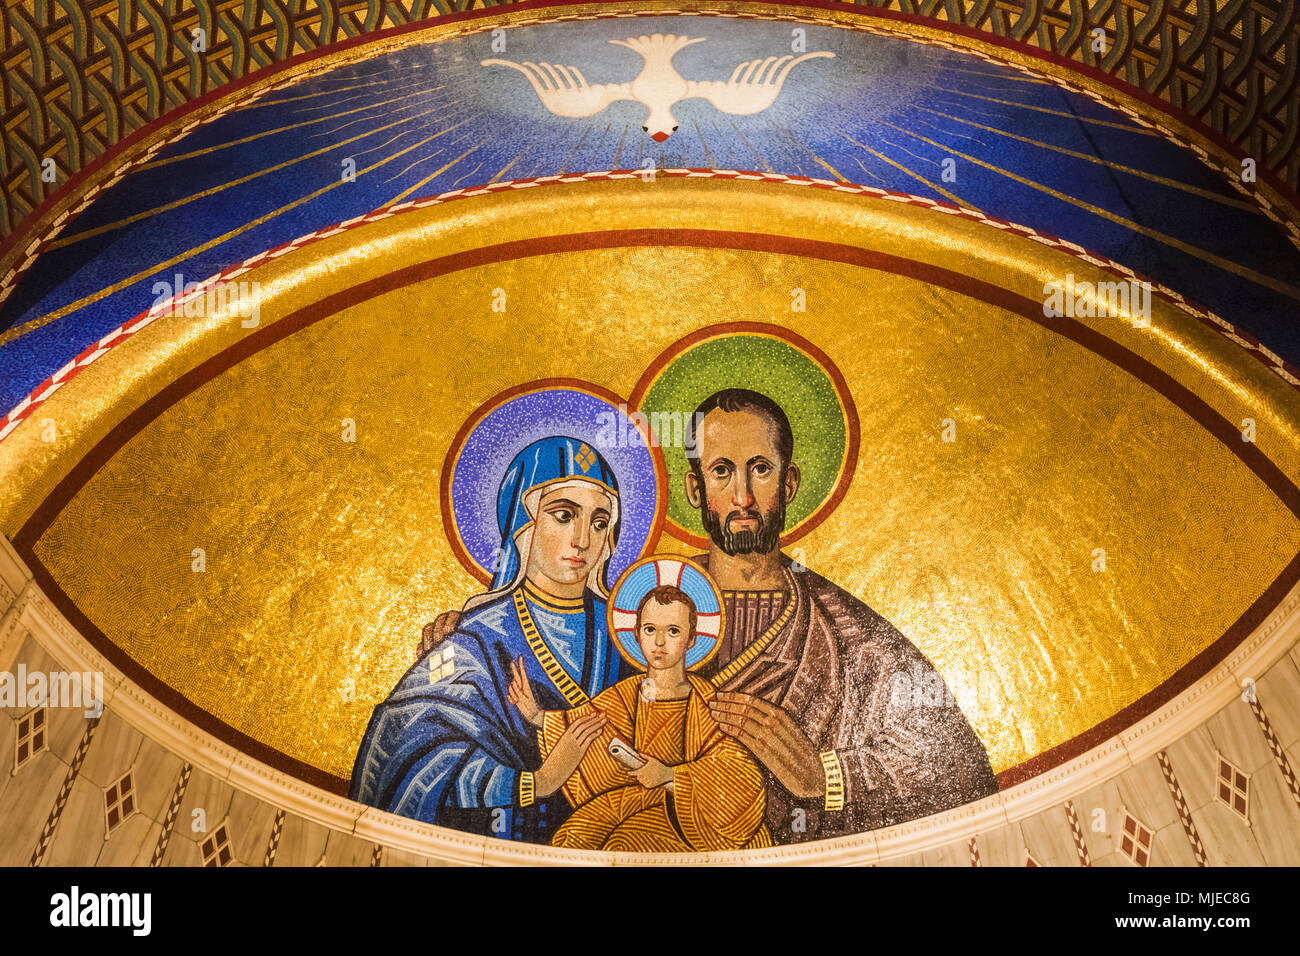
top-left (12, 226), bottom-right (1300, 798)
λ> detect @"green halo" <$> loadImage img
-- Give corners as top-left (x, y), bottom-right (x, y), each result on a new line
top-left (638, 333), bottom-right (850, 541)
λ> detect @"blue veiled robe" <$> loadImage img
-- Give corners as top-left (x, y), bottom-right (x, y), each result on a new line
top-left (349, 585), bottom-right (627, 841)
top-left (349, 435), bottom-right (629, 841)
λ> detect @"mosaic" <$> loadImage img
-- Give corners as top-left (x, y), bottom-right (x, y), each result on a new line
top-left (1, 5), bottom-right (1298, 853)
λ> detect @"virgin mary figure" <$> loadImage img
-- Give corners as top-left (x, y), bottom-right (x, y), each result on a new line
top-left (349, 436), bottom-right (630, 842)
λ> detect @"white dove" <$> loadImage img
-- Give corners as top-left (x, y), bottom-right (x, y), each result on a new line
top-left (482, 33), bottom-right (835, 141)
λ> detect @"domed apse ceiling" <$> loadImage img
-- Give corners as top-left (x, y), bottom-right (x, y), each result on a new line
top-left (0, 6), bottom-right (1298, 853)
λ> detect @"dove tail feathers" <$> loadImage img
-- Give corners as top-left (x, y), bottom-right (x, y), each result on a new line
top-left (481, 58), bottom-right (552, 95)
top-left (609, 34), bottom-right (706, 57)
top-left (770, 50), bottom-right (834, 88)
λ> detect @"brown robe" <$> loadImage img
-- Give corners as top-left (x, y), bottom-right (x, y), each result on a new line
top-left (697, 554), bottom-right (998, 843)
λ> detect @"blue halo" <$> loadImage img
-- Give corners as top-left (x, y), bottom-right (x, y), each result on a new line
top-left (445, 383), bottom-right (665, 586)
top-left (607, 556), bottom-right (725, 671)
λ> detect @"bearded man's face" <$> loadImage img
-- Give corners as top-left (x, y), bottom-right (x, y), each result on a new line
top-left (689, 407), bottom-right (790, 556)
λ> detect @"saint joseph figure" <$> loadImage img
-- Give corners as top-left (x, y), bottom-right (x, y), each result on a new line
top-left (690, 389), bottom-right (998, 842)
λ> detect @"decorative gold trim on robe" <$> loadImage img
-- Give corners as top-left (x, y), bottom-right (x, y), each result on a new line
top-left (820, 750), bottom-right (845, 811)
top-left (514, 589), bottom-right (589, 707)
top-left (523, 580), bottom-right (585, 611)
top-left (710, 568), bottom-right (798, 688)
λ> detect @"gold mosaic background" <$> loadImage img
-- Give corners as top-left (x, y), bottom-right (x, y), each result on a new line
top-left (20, 213), bottom-right (1300, 777)
top-left (1, 178), bottom-right (1296, 782)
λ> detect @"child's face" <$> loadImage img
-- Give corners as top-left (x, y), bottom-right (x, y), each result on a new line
top-left (636, 599), bottom-right (696, 671)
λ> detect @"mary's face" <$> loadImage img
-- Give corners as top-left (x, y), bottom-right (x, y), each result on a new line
top-left (525, 484), bottom-right (614, 592)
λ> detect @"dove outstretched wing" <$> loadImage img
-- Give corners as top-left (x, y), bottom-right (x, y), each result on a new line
top-left (481, 58), bottom-right (635, 118)
top-left (686, 51), bottom-right (834, 115)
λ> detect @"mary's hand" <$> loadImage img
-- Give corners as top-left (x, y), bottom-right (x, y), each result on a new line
top-left (507, 656), bottom-right (544, 728)
top-left (417, 611), bottom-right (461, 659)
top-left (534, 711), bottom-right (607, 798)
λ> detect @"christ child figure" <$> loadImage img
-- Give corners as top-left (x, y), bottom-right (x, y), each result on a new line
top-left (508, 580), bottom-right (771, 852)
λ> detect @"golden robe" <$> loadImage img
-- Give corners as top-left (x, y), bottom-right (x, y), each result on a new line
top-left (540, 674), bottom-right (771, 852)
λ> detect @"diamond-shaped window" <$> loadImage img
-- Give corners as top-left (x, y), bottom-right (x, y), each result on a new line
top-left (1216, 755), bottom-right (1250, 822)
top-left (1119, 811), bottom-right (1154, 867)
top-left (14, 707), bottom-right (47, 772)
top-left (200, 822), bottom-right (234, 867)
top-left (104, 770), bottom-right (138, 836)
